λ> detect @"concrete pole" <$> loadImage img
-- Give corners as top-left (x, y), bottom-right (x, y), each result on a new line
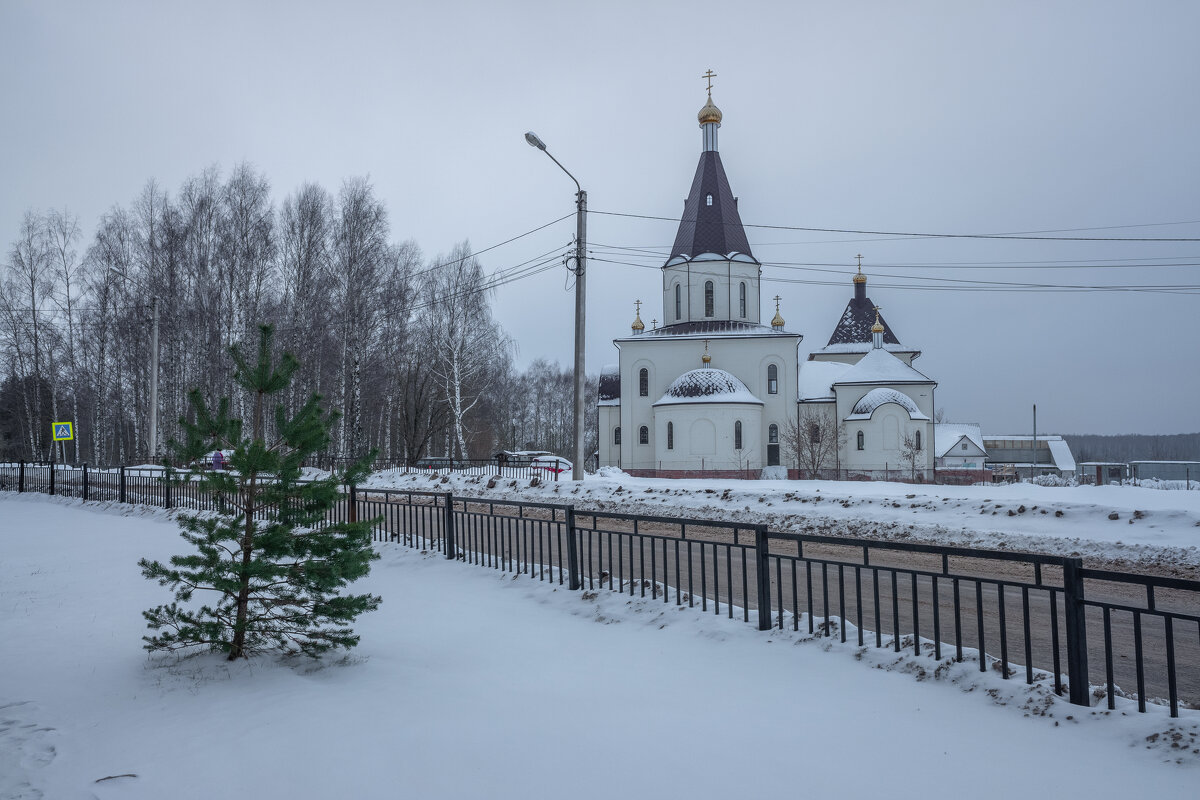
top-left (573, 189), bottom-right (587, 482)
top-left (150, 295), bottom-right (159, 462)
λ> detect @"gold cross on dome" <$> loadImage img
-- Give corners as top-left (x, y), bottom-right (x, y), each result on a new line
top-left (701, 69), bottom-right (717, 96)
top-left (634, 299), bottom-right (642, 315)
top-left (856, 254), bottom-right (863, 268)
top-left (773, 294), bottom-right (782, 310)
top-left (651, 319), bottom-right (658, 329)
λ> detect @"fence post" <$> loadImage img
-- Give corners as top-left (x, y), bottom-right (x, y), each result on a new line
top-left (119, 465), bottom-right (126, 504)
top-left (18, 460), bottom-right (24, 493)
top-left (444, 491), bottom-right (456, 560)
top-left (565, 505), bottom-right (581, 590)
top-left (754, 525), bottom-right (772, 631)
top-left (1063, 557), bottom-right (1090, 707)
top-left (164, 468), bottom-right (172, 509)
top-left (348, 483), bottom-right (358, 523)
top-left (82, 463), bottom-right (89, 502)
top-left (49, 460), bottom-right (55, 496)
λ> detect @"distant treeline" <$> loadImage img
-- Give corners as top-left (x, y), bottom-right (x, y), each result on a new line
top-left (1060, 433), bottom-right (1200, 464)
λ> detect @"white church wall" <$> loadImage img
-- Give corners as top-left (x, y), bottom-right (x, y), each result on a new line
top-left (615, 333), bottom-right (799, 473)
top-left (661, 259), bottom-right (762, 325)
top-left (598, 405), bottom-right (620, 467)
top-left (653, 402), bottom-right (764, 472)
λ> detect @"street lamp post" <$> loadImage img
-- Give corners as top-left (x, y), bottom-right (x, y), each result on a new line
top-left (526, 131), bottom-right (586, 481)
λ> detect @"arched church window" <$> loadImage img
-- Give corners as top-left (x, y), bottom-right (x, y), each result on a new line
top-left (915, 430), bottom-right (922, 451)
top-left (857, 430), bottom-right (865, 450)
top-left (675, 284), bottom-right (681, 321)
top-left (704, 281), bottom-right (714, 317)
top-left (769, 424), bottom-right (778, 444)
top-left (739, 282), bottom-right (746, 317)
top-left (639, 425), bottom-right (649, 445)
top-left (767, 364), bottom-right (778, 394)
top-left (614, 427), bottom-right (621, 445)
top-left (734, 420), bottom-right (743, 450)
top-left (706, 194), bottom-right (713, 206)
top-left (639, 368), bottom-right (648, 397)
top-left (667, 421), bottom-right (674, 450)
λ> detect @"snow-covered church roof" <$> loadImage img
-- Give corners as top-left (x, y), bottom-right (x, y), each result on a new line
top-left (797, 361), bottom-right (852, 401)
top-left (833, 347), bottom-right (934, 386)
top-left (653, 368), bottom-right (763, 406)
top-left (845, 388), bottom-right (930, 421)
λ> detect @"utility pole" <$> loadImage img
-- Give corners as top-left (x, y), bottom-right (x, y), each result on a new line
top-left (572, 188), bottom-right (587, 481)
top-left (525, 130), bottom-right (587, 481)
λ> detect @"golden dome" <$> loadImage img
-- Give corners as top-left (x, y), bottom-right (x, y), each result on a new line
top-left (701, 352), bottom-right (712, 364)
top-left (853, 267), bottom-right (867, 284)
top-left (771, 295), bottom-right (784, 328)
top-left (698, 97), bottom-right (722, 125)
top-left (631, 299), bottom-right (645, 332)
top-left (871, 310), bottom-right (884, 334)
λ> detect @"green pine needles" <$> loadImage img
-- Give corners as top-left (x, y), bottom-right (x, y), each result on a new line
top-left (140, 325), bottom-right (381, 660)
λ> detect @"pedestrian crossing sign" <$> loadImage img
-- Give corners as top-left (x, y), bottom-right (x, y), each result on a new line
top-left (52, 422), bottom-right (74, 441)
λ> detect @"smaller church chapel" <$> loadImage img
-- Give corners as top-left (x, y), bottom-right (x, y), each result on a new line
top-left (596, 80), bottom-right (939, 480)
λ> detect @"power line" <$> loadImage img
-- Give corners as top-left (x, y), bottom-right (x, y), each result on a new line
top-left (584, 255), bottom-right (1200, 295)
top-left (589, 210), bottom-right (1200, 242)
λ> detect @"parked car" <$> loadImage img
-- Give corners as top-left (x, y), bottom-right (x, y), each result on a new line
top-left (494, 450), bottom-right (555, 467)
top-left (414, 456), bottom-right (453, 470)
top-left (531, 455), bottom-right (571, 476)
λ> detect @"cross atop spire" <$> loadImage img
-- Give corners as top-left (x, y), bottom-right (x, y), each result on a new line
top-left (701, 69), bottom-right (717, 97)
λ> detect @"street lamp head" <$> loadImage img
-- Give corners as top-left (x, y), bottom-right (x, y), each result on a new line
top-left (524, 131), bottom-right (548, 151)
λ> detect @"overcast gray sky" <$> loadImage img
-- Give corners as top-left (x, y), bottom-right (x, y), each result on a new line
top-left (3, 0), bottom-right (1198, 436)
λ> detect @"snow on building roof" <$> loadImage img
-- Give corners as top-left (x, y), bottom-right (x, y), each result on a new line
top-left (1047, 439), bottom-right (1076, 473)
top-left (598, 363), bottom-right (620, 406)
top-left (653, 368), bottom-right (763, 406)
top-left (844, 388), bottom-right (929, 420)
top-left (797, 361), bottom-right (853, 401)
top-left (814, 342), bottom-right (918, 356)
top-left (617, 319), bottom-right (798, 341)
top-left (934, 423), bottom-right (986, 457)
top-left (833, 347), bottom-right (934, 385)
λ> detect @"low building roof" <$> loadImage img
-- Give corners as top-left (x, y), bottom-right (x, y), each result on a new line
top-left (934, 423), bottom-right (986, 457)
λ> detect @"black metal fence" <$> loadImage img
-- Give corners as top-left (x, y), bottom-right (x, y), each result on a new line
top-left (4, 462), bottom-right (1198, 717)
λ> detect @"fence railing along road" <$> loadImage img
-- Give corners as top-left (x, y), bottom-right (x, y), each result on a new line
top-left (3, 462), bottom-right (1197, 717)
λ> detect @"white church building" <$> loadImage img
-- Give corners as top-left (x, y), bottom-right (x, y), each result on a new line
top-left (596, 85), bottom-right (938, 480)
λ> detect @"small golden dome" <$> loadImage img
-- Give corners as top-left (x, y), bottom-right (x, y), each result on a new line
top-left (853, 268), bottom-right (867, 284)
top-left (771, 295), bottom-right (784, 328)
top-left (871, 310), bottom-right (884, 334)
top-left (701, 352), bottom-right (712, 364)
top-left (631, 314), bottom-right (644, 332)
top-left (698, 97), bottom-right (722, 125)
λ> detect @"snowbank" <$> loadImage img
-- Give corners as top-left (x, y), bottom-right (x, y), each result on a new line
top-left (362, 470), bottom-right (1200, 572)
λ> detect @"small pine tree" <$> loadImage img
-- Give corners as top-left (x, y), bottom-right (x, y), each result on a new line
top-left (140, 325), bottom-right (381, 659)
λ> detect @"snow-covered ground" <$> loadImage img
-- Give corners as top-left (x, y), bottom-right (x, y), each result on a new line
top-left (1, 493), bottom-right (1197, 799)
top-left (362, 469), bottom-right (1200, 573)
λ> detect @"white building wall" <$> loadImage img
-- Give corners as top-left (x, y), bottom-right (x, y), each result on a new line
top-left (653, 402), bottom-right (763, 471)
top-left (661, 259), bottom-right (762, 325)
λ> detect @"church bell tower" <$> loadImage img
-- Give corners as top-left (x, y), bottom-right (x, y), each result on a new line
top-left (661, 71), bottom-right (763, 328)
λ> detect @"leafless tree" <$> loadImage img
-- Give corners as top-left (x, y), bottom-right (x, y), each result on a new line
top-left (783, 407), bottom-right (846, 478)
